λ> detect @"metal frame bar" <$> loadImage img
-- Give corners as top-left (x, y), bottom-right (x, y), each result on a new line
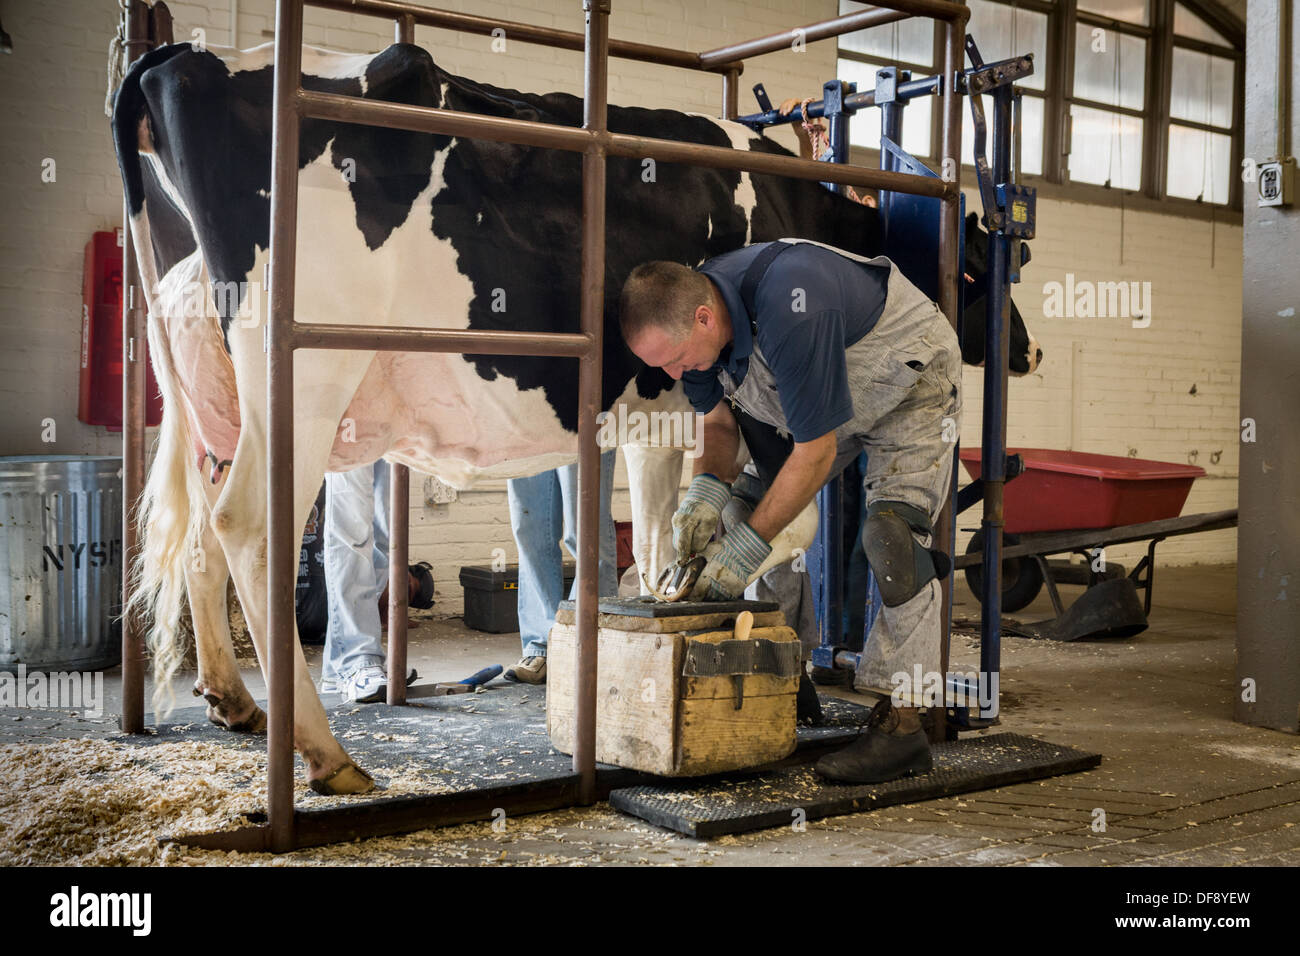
top-left (119, 0), bottom-right (172, 735)
top-left (951, 508), bottom-right (1238, 567)
top-left (384, 0), bottom-right (417, 710)
top-left (976, 80), bottom-right (1014, 716)
top-left (122, 0), bottom-right (969, 851)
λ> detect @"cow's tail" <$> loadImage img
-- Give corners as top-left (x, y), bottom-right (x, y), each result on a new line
top-left (114, 45), bottom-right (212, 716)
top-left (125, 306), bottom-right (211, 718)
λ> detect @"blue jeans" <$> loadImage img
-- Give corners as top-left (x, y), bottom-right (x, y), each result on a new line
top-left (321, 459), bottom-right (390, 683)
top-left (507, 451), bottom-right (618, 658)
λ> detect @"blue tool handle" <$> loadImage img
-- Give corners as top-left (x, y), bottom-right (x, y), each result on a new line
top-left (459, 664), bottom-right (503, 686)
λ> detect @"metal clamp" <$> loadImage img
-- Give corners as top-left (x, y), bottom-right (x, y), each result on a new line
top-left (965, 37), bottom-right (1038, 238)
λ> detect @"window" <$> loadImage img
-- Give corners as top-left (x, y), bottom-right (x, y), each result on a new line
top-left (1165, 4), bottom-right (1237, 204)
top-left (963, 0), bottom-right (1050, 175)
top-left (1173, 3), bottom-right (1230, 44)
top-left (1069, 104), bottom-right (1143, 189)
top-left (836, 2), bottom-right (936, 156)
top-left (1068, 21), bottom-right (1146, 188)
top-left (832, 0), bottom-right (1244, 209)
top-left (1077, 0), bottom-right (1150, 26)
top-left (838, 4), bottom-right (934, 63)
top-left (836, 59), bottom-right (935, 155)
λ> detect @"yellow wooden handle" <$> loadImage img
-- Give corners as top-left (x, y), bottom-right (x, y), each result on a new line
top-left (734, 609), bottom-right (754, 642)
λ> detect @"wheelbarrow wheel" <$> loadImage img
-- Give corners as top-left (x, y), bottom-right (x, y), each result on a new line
top-left (963, 530), bottom-right (1044, 613)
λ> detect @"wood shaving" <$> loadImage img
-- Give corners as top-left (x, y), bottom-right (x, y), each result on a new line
top-left (0, 738), bottom-right (266, 866)
top-left (0, 738), bottom-right (456, 866)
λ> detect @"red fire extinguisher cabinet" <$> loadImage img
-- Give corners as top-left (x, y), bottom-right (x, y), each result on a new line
top-left (78, 229), bottom-right (163, 429)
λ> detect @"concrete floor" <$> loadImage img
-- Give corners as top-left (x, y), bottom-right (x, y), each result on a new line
top-left (6, 563), bottom-right (1300, 866)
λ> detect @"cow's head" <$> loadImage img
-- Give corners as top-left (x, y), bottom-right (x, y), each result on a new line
top-left (961, 212), bottom-right (1042, 375)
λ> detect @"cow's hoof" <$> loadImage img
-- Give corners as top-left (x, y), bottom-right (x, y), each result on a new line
top-left (226, 705), bottom-right (267, 734)
top-left (202, 692), bottom-right (267, 735)
top-left (308, 762), bottom-right (375, 796)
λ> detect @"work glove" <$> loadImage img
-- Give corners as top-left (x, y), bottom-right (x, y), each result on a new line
top-left (672, 473), bottom-right (731, 558)
top-left (690, 521), bottom-right (772, 602)
top-left (720, 470), bottom-right (764, 535)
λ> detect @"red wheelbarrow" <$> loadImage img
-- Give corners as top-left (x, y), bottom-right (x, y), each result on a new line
top-left (954, 448), bottom-right (1237, 640)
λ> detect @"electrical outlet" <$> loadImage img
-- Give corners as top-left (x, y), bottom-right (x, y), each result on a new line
top-left (1257, 158), bottom-right (1295, 207)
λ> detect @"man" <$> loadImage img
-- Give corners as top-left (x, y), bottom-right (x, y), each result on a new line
top-left (319, 460), bottom-right (393, 702)
top-left (619, 239), bottom-right (961, 784)
top-left (504, 452), bottom-right (619, 684)
top-left (317, 461), bottom-right (433, 702)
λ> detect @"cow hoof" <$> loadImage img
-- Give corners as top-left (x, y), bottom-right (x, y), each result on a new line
top-left (308, 762), bottom-right (375, 796)
top-left (202, 692), bottom-right (267, 735)
top-left (227, 705), bottom-right (267, 734)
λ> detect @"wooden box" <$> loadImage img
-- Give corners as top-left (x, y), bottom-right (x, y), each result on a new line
top-left (547, 606), bottom-right (800, 777)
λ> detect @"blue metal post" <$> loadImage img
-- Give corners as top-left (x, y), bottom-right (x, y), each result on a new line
top-left (978, 84), bottom-right (1013, 707)
top-left (815, 78), bottom-right (851, 659)
top-left (877, 67), bottom-right (904, 229)
top-left (860, 67), bottom-right (909, 644)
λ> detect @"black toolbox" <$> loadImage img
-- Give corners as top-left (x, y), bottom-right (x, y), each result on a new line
top-left (458, 563), bottom-right (576, 633)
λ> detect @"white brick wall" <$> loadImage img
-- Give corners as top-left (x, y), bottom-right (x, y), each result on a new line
top-left (0, 0), bottom-right (152, 457)
top-left (0, 0), bottom-right (1241, 619)
top-left (955, 187), bottom-right (1242, 570)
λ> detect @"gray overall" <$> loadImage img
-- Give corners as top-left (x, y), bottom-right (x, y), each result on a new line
top-left (721, 239), bottom-right (962, 705)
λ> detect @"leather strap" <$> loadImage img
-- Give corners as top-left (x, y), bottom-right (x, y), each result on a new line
top-left (682, 638), bottom-right (802, 679)
top-left (738, 241), bottom-right (794, 334)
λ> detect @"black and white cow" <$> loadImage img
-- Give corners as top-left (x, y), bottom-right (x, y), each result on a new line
top-left (113, 40), bottom-right (1035, 794)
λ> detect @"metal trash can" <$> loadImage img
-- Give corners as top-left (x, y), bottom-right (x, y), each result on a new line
top-left (1, 455), bottom-right (123, 672)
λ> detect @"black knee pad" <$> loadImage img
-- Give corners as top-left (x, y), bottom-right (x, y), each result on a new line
top-left (730, 470), bottom-right (764, 509)
top-left (862, 501), bottom-right (945, 607)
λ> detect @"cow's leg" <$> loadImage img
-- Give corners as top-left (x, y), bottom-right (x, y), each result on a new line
top-left (623, 444), bottom-right (682, 592)
top-left (213, 314), bottom-right (379, 794)
top-left (210, 417), bottom-right (373, 794)
top-left (186, 488), bottom-right (266, 733)
top-left (751, 498), bottom-right (818, 578)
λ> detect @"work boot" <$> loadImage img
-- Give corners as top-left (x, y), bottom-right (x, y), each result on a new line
top-left (504, 655), bottom-right (547, 685)
top-left (815, 699), bottom-right (932, 784)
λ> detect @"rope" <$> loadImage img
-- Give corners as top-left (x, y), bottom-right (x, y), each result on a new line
top-left (797, 96), bottom-right (871, 207)
top-left (798, 96), bottom-right (830, 160)
top-left (104, 0), bottom-right (130, 118)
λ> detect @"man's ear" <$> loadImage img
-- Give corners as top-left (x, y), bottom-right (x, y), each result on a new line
top-left (695, 303), bottom-right (713, 328)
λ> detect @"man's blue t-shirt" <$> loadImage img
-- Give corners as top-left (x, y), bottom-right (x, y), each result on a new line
top-left (682, 242), bottom-right (890, 443)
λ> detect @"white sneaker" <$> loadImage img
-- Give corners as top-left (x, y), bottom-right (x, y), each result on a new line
top-left (321, 668), bottom-right (416, 698)
top-left (341, 665), bottom-right (388, 703)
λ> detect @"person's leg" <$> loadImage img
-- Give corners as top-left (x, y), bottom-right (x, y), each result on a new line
top-left (852, 360), bottom-right (960, 703)
top-left (560, 448), bottom-right (619, 608)
top-left (371, 458), bottom-right (391, 593)
top-left (817, 343), bottom-right (961, 783)
top-left (507, 469), bottom-right (564, 661)
top-left (322, 462), bottom-right (387, 691)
